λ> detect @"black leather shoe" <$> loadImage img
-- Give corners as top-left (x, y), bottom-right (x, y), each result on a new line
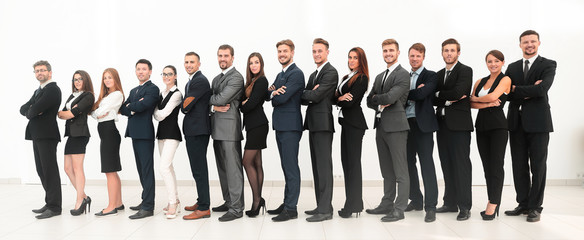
top-left (129, 203), bottom-right (142, 211)
top-left (436, 205), bottom-right (458, 213)
top-left (129, 209), bottom-right (153, 219)
top-left (212, 203), bottom-right (229, 212)
top-left (504, 206), bottom-right (529, 216)
top-left (95, 209), bottom-right (118, 216)
top-left (526, 210), bottom-right (541, 222)
top-left (306, 213), bottom-right (333, 222)
top-left (405, 202), bottom-right (423, 212)
top-left (272, 209), bottom-right (298, 222)
top-left (267, 204), bottom-right (285, 215)
top-left (456, 209), bottom-right (471, 221)
top-left (116, 204), bottom-right (125, 211)
top-left (32, 205), bottom-right (48, 214)
top-left (381, 210), bottom-right (405, 222)
top-left (366, 206), bottom-right (392, 215)
top-left (425, 210), bottom-right (436, 222)
top-left (218, 212), bottom-right (242, 222)
top-left (35, 209), bottom-right (61, 219)
top-left (304, 208), bottom-right (318, 215)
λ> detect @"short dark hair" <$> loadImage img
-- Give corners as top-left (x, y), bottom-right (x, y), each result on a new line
top-left (218, 44), bottom-right (234, 56)
top-left (486, 50), bottom-right (505, 62)
top-left (409, 43), bottom-right (426, 56)
top-left (33, 60), bottom-right (51, 71)
top-left (313, 38), bottom-right (329, 49)
top-left (382, 39), bottom-right (399, 50)
top-left (276, 39), bottom-right (295, 51)
top-left (441, 38), bottom-right (460, 52)
top-left (520, 30), bottom-right (539, 41)
top-left (163, 65), bottom-right (178, 86)
top-left (136, 59), bottom-right (152, 70)
top-left (185, 52), bottom-right (200, 60)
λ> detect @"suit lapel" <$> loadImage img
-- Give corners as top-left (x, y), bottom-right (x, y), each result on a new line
top-left (525, 56), bottom-right (541, 83)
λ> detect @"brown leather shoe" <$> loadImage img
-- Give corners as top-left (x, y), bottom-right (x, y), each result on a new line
top-left (184, 203), bottom-right (199, 211)
top-left (183, 210), bottom-right (210, 220)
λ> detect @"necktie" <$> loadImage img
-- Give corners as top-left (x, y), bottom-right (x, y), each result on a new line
top-left (524, 60), bottom-right (530, 80)
top-left (311, 70), bottom-right (318, 86)
top-left (445, 70), bottom-right (451, 83)
top-left (220, 73), bottom-right (225, 78)
top-left (185, 77), bottom-right (191, 96)
top-left (381, 69), bottom-right (390, 88)
top-left (34, 87), bottom-right (41, 97)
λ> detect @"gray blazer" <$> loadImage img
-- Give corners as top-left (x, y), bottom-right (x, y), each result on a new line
top-left (209, 67), bottom-right (244, 141)
top-left (366, 64), bottom-right (410, 132)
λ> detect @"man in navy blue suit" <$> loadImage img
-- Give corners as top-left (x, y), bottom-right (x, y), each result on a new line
top-left (120, 59), bottom-right (160, 219)
top-left (266, 39), bottom-right (305, 222)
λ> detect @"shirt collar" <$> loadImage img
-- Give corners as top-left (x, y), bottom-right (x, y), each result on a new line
top-left (446, 61), bottom-right (458, 71)
top-left (40, 79), bottom-right (53, 89)
top-left (387, 63), bottom-right (399, 73)
top-left (282, 62), bottom-right (295, 73)
top-left (139, 80), bottom-right (151, 86)
top-left (188, 70), bottom-right (200, 80)
top-left (523, 54), bottom-right (539, 64)
top-left (316, 61), bottom-right (328, 73)
top-left (221, 66), bottom-right (234, 75)
top-left (413, 66), bottom-right (425, 75)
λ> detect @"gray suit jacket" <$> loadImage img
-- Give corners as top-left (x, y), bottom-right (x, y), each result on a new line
top-left (366, 64), bottom-right (410, 132)
top-left (210, 67), bottom-right (244, 141)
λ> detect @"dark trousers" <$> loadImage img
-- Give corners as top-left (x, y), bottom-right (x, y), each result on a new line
top-left (437, 118), bottom-right (472, 210)
top-left (407, 118), bottom-right (438, 211)
top-left (132, 139), bottom-right (155, 211)
top-left (477, 129), bottom-right (507, 205)
top-left (340, 124), bottom-right (365, 212)
top-left (308, 131), bottom-right (334, 214)
top-left (33, 139), bottom-right (62, 212)
top-left (185, 135), bottom-right (210, 211)
top-left (510, 114), bottom-right (549, 211)
top-left (275, 130), bottom-right (302, 211)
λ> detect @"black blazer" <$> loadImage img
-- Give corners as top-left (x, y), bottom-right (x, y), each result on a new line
top-left (240, 76), bottom-right (269, 130)
top-left (268, 63), bottom-right (305, 132)
top-left (62, 92), bottom-right (95, 137)
top-left (301, 62), bottom-right (339, 132)
top-left (20, 82), bottom-right (62, 141)
top-left (407, 68), bottom-right (438, 133)
top-left (120, 80), bottom-right (160, 139)
top-left (181, 71), bottom-right (212, 137)
top-left (505, 56), bottom-right (556, 133)
top-left (474, 73), bottom-right (508, 131)
top-left (336, 74), bottom-right (368, 130)
top-left (435, 62), bottom-right (474, 132)
top-left (156, 89), bottom-right (182, 141)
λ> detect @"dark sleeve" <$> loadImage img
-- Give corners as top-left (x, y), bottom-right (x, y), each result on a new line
top-left (127, 85), bottom-right (159, 113)
top-left (436, 66), bottom-right (473, 100)
top-left (408, 71), bottom-right (437, 101)
top-left (71, 93), bottom-right (95, 117)
top-left (24, 86), bottom-right (61, 119)
top-left (337, 75), bottom-right (368, 108)
top-left (272, 70), bottom-right (305, 106)
top-left (513, 60), bottom-right (556, 99)
top-left (240, 77), bottom-right (268, 114)
top-left (20, 94), bottom-right (35, 116)
top-left (182, 78), bottom-right (211, 113)
top-left (301, 67), bottom-right (339, 103)
top-left (119, 89), bottom-right (132, 116)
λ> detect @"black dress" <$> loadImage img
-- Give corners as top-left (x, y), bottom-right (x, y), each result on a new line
top-left (240, 76), bottom-right (269, 150)
top-left (63, 92), bottom-right (94, 154)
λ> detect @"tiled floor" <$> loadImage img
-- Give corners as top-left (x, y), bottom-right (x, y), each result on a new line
top-left (1, 183), bottom-right (584, 239)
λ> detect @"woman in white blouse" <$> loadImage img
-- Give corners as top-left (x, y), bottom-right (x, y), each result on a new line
top-left (154, 65), bottom-right (183, 219)
top-left (91, 68), bottom-right (125, 216)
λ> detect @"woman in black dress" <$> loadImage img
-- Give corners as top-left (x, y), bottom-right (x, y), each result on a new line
top-left (470, 50), bottom-right (511, 220)
top-left (240, 52), bottom-right (269, 217)
top-left (57, 70), bottom-right (95, 215)
top-left (336, 47), bottom-right (370, 218)
top-left (91, 68), bottom-right (125, 216)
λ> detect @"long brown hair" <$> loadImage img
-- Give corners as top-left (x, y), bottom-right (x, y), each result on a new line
top-left (344, 47), bottom-right (369, 87)
top-left (71, 70), bottom-right (94, 94)
top-left (245, 52), bottom-right (265, 98)
top-left (93, 68), bottom-right (125, 111)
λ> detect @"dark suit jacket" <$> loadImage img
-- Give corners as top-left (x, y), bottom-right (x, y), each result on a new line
top-left (336, 74), bottom-right (368, 130)
top-left (301, 62), bottom-right (339, 132)
top-left (120, 80), bottom-right (160, 139)
top-left (474, 73), bottom-right (508, 131)
top-left (505, 56), bottom-right (556, 132)
top-left (268, 63), bottom-right (305, 132)
top-left (20, 82), bottom-right (62, 141)
top-left (407, 67), bottom-right (439, 133)
top-left (182, 71), bottom-right (212, 137)
top-left (240, 76), bottom-right (269, 131)
top-left (435, 62), bottom-right (474, 132)
top-left (366, 64), bottom-right (410, 132)
top-left (62, 92), bottom-right (95, 137)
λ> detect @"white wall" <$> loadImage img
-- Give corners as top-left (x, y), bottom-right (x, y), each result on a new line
top-left (1, 0), bottom-right (583, 185)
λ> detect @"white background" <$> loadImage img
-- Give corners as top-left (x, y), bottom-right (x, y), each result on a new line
top-left (1, 0), bottom-right (583, 186)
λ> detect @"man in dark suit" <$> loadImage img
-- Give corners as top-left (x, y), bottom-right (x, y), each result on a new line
top-left (120, 59), bottom-right (160, 219)
top-left (20, 60), bottom-right (62, 219)
top-left (181, 52), bottom-right (213, 220)
top-left (301, 38), bottom-right (339, 222)
top-left (266, 39), bottom-right (305, 222)
top-left (209, 44), bottom-right (245, 222)
top-left (504, 30), bottom-right (556, 222)
top-left (366, 39), bottom-right (410, 222)
top-left (404, 43), bottom-right (439, 223)
top-left (434, 38), bottom-right (474, 221)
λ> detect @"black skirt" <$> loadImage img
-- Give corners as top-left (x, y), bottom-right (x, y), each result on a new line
top-left (244, 124), bottom-right (268, 150)
top-left (64, 136), bottom-right (90, 155)
top-left (98, 120), bottom-right (121, 173)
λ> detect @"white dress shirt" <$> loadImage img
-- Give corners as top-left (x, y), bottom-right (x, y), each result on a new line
top-left (154, 86), bottom-right (183, 121)
top-left (91, 91), bottom-right (123, 122)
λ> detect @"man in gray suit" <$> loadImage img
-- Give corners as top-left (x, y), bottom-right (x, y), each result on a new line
top-left (366, 39), bottom-right (410, 222)
top-left (209, 44), bottom-right (245, 222)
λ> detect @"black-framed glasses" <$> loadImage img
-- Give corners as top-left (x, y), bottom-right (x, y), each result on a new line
top-left (161, 73), bottom-right (175, 77)
top-left (33, 69), bottom-right (48, 73)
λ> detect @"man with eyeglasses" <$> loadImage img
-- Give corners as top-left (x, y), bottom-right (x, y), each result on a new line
top-left (20, 60), bottom-right (62, 219)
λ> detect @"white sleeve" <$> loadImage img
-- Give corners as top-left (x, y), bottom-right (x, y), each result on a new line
top-left (153, 91), bottom-right (182, 121)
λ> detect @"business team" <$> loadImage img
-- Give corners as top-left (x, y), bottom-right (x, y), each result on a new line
top-left (22, 30), bottom-right (555, 223)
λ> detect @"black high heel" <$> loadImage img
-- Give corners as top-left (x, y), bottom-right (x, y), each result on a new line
top-left (481, 204), bottom-right (499, 220)
top-left (246, 198), bottom-right (265, 217)
top-left (85, 196), bottom-right (92, 213)
top-left (70, 198), bottom-right (88, 216)
top-left (338, 208), bottom-right (362, 218)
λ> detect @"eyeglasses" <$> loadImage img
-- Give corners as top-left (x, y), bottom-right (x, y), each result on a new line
top-left (161, 73), bottom-right (175, 77)
top-left (33, 69), bottom-right (48, 73)
top-left (73, 78), bottom-right (83, 82)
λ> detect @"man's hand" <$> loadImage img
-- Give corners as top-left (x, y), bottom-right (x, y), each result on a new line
top-left (272, 86), bottom-right (287, 96)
